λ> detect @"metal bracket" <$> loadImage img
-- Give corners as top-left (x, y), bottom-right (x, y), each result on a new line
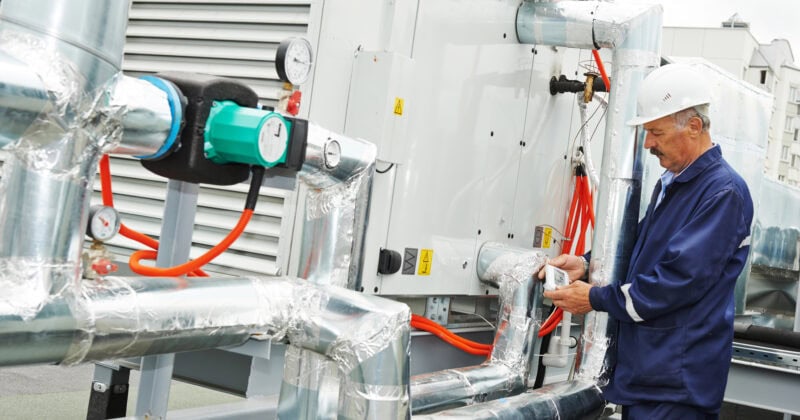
top-left (425, 297), bottom-right (450, 324)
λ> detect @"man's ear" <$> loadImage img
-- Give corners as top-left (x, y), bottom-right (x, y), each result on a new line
top-left (687, 115), bottom-right (703, 137)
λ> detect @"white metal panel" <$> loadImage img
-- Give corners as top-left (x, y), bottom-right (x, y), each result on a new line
top-left (308, 0), bottom-right (596, 296)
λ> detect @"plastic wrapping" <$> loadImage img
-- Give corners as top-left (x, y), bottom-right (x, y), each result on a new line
top-left (413, 381), bottom-right (605, 420)
top-left (0, 7), bottom-right (127, 319)
top-left (0, 275), bottom-right (412, 420)
top-left (282, 125), bottom-right (379, 419)
top-left (297, 123), bottom-right (377, 289)
top-left (410, 243), bottom-right (546, 414)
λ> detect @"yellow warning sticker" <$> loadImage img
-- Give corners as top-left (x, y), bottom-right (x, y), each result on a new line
top-left (393, 97), bottom-right (404, 116)
top-left (542, 227), bottom-right (553, 249)
top-left (418, 249), bottom-right (433, 276)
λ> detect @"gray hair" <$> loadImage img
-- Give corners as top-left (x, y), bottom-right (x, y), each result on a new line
top-left (674, 104), bottom-right (710, 131)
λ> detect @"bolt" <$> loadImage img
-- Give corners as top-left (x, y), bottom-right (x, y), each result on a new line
top-left (113, 384), bottom-right (128, 394)
top-left (93, 382), bottom-right (108, 393)
top-left (462, 261), bottom-right (468, 269)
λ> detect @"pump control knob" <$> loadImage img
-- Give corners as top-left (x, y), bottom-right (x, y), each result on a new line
top-left (378, 249), bottom-right (402, 275)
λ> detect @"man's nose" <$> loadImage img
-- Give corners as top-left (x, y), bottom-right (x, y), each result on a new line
top-left (643, 133), bottom-right (655, 149)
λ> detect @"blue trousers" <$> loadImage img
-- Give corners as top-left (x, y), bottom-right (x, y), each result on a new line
top-left (622, 402), bottom-right (718, 420)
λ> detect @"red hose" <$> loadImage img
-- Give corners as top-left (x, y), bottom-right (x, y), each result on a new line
top-left (412, 314), bottom-right (492, 350)
top-left (592, 50), bottom-right (611, 92)
top-left (410, 314), bottom-right (492, 356)
top-left (98, 155), bottom-right (229, 277)
top-left (129, 210), bottom-right (253, 277)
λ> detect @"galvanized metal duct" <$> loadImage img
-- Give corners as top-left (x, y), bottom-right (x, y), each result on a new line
top-left (517, 0), bottom-right (663, 384)
top-left (0, 276), bottom-right (412, 419)
top-left (413, 381), bottom-right (604, 420)
top-left (0, 0), bottom-right (131, 320)
top-left (409, 243), bottom-right (546, 414)
top-left (280, 126), bottom-right (379, 419)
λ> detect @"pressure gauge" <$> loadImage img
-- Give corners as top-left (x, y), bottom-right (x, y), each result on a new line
top-left (276, 37), bottom-right (313, 85)
top-left (259, 113), bottom-right (291, 165)
top-left (87, 205), bottom-right (120, 242)
top-left (324, 139), bottom-right (342, 169)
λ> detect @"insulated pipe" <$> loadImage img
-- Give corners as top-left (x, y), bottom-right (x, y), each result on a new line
top-left (0, 276), bottom-right (412, 419)
top-left (0, 50), bottom-right (49, 147)
top-left (413, 381), bottom-right (605, 420)
top-left (410, 243), bottom-right (546, 414)
top-left (0, 0), bottom-right (131, 319)
top-left (517, 0), bottom-right (663, 384)
top-left (107, 75), bottom-right (179, 159)
top-left (279, 123), bottom-right (378, 419)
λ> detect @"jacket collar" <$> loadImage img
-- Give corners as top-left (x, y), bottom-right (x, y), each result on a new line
top-left (673, 144), bottom-right (721, 184)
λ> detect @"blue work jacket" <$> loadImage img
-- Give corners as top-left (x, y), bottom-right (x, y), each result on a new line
top-left (588, 145), bottom-right (753, 412)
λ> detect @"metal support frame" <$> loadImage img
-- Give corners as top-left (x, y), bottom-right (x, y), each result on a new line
top-left (424, 297), bottom-right (450, 323)
top-left (87, 362), bottom-right (131, 420)
top-left (726, 358), bottom-right (800, 416)
top-left (135, 180), bottom-right (200, 418)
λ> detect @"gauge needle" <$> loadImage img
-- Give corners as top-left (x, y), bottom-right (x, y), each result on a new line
top-left (293, 57), bottom-right (309, 65)
top-left (99, 216), bottom-right (109, 227)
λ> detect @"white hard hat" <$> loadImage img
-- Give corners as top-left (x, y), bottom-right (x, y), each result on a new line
top-left (626, 64), bottom-right (712, 126)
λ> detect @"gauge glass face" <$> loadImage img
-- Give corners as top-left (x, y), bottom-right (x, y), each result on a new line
top-left (90, 206), bottom-right (119, 242)
top-left (259, 115), bottom-right (290, 164)
top-left (324, 139), bottom-right (342, 169)
top-left (283, 39), bottom-right (313, 85)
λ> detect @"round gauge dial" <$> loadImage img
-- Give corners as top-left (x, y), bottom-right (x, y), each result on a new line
top-left (259, 113), bottom-right (290, 165)
top-left (87, 205), bottom-right (120, 242)
top-left (276, 37), bottom-right (314, 85)
top-left (324, 139), bottom-right (342, 169)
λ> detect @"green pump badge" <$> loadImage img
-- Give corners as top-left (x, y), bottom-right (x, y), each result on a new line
top-left (204, 100), bottom-right (292, 167)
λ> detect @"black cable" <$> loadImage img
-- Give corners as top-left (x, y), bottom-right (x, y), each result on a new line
top-left (245, 166), bottom-right (265, 211)
top-left (376, 163), bottom-right (395, 174)
top-left (533, 304), bottom-right (557, 389)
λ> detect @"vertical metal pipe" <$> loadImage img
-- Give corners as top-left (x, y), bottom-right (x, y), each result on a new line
top-left (517, 0), bottom-right (663, 384)
top-left (279, 123), bottom-right (380, 418)
top-left (0, 0), bottom-right (131, 318)
top-left (410, 244), bottom-right (547, 414)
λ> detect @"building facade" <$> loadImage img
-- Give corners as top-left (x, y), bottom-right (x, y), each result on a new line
top-left (662, 16), bottom-right (800, 187)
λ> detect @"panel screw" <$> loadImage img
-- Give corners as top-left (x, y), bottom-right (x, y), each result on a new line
top-left (93, 382), bottom-right (108, 393)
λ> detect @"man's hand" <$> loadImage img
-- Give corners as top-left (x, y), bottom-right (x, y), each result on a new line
top-left (543, 281), bottom-right (594, 315)
top-left (537, 253), bottom-right (586, 283)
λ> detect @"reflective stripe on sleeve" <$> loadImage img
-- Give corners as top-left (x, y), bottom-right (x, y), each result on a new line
top-left (621, 283), bottom-right (644, 322)
top-left (739, 235), bottom-right (751, 249)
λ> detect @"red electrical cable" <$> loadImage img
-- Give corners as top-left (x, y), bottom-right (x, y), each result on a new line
top-left (410, 315), bottom-right (491, 356)
top-left (411, 314), bottom-right (493, 351)
top-left (129, 209), bottom-right (253, 277)
top-left (592, 50), bottom-right (611, 92)
top-left (98, 155), bottom-right (230, 277)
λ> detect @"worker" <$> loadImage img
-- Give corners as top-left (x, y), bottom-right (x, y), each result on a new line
top-left (541, 63), bottom-right (754, 419)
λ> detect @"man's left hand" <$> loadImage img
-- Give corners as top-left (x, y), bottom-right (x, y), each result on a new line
top-left (543, 281), bottom-right (594, 315)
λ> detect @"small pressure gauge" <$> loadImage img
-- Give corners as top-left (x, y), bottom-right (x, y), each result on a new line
top-left (259, 113), bottom-right (291, 165)
top-left (276, 37), bottom-right (313, 85)
top-left (324, 139), bottom-right (342, 169)
top-left (87, 205), bottom-right (120, 242)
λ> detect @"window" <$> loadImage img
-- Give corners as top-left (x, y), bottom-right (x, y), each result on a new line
top-left (795, 128), bottom-right (799, 142)
top-left (794, 155), bottom-right (800, 168)
top-left (779, 175), bottom-right (786, 182)
top-left (791, 86), bottom-right (800, 103)
top-left (760, 70), bottom-right (767, 84)
top-left (786, 116), bottom-right (795, 133)
top-left (782, 145), bottom-right (790, 160)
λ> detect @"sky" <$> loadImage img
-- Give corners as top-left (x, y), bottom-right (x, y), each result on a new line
top-left (658, 0), bottom-right (800, 65)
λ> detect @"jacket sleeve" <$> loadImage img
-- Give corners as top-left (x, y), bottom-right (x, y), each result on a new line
top-left (589, 187), bottom-right (749, 323)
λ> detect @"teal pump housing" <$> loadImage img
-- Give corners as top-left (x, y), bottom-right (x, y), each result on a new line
top-left (204, 100), bottom-right (292, 167)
